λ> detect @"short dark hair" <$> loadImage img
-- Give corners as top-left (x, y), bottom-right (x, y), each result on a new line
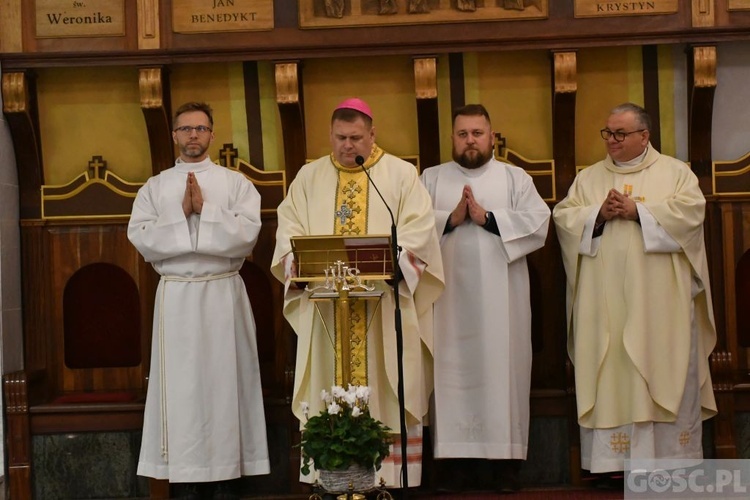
top-left (611, 102), bottom-right (652, 131)
top-left (331, 107), bottom-right (373, 128)
top-left (173, 102), bottom-right (214, 128)
top-left (452, 104), bottom-right (491, 127)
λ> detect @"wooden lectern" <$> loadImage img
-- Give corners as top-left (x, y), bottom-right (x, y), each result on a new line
top-left (290, 234), bottom-right (394, 387)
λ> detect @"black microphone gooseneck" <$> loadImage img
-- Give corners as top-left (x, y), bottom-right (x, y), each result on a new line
top-left (355, 155), bottom-right (409, 497)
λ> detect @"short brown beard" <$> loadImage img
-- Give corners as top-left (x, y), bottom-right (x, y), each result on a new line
top-left (453, 147), bottom-right (492, 169)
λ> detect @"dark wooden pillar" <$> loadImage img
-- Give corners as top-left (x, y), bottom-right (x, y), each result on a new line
top-left (2, 70), bottom-right (43, 220)
top-left (243, 61), bottom-right (265, 170)
top-left (275, 61), bottom-right (307, 184)
top-left (138, 67), bottom-right (174, 175)
top-left (414, 57), bottom-right (440, 171)
top-left (687, 45), bottom-right (716, 194)
top-left (642, 45), bottom-right (661, 152)
top-left (550, 51), bottom-right (577, 202)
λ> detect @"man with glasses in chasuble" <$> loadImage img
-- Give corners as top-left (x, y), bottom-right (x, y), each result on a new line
top-left (128, 102), bottom-right (270, 499)
top-left (553, 103), bottom-right (717, 485)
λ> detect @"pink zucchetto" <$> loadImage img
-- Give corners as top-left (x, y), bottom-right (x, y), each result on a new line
top-left (334, 97), bottom-right (373, 119)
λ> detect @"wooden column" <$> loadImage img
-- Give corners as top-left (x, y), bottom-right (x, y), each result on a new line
top-left (243, 61), bottom-right (265, 170)
top-left (275, 61), bottom-right (307, 184)
top-left (2, 70), bottom-right (43, 219)
top-left (414, 56), bottom-right (440, 171)
top-left (139, 67), bottom-right (174, 175)
top-left (687, 45), bottom-right (716, 194)
top-left (551, 50), bottom-right (577, 201)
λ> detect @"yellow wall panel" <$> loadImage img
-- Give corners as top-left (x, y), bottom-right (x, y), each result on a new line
top-left (576, 46), bottom-right (643, 167)
top-left (170, 62), bottom-right (243, 167)
top-left (37, 67), bottom-right (150, 185)
top-left (475, 50), bottom-right (553, 160)
top-left (303, 56), bottom-right (419, 161)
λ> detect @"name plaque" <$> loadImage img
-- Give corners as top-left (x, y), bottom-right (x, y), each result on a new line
top-left (729, 0), bottom-right (750, 10)
top-left (36, 0), bottom-right (125, 38)
top-left (574, 0), bottom-right (678, 17)
top-left (172, 0), bottom-right (273, 34)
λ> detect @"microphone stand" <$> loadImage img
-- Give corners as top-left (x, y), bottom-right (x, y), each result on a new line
top-left (356, 156), bottom-right (410, 499)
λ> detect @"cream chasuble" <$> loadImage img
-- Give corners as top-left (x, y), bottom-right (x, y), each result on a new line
top-left (552, 146), bottom-right (716, 472)
top-left (272, 147), bottom-right (444, 486)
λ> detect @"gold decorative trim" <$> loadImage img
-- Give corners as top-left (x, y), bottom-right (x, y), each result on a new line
top-left (713, 151), bottom-right (750, 196)
top-left (414, 57), bottom-right (437, 100)
top-left (230, 158), bottom-right (287, 215)
top-left (553, 51), bottom-right (577, 94)
top-left (139, 68), bottom-right (164, 109)
top-left (275, 63), bottom-right (300, 104)
top-left (137, 0), bottom-right (160, 50)
top-left (693, 46), bottom-right (717, 88)
top-left (497, 148), bottom-right (556, 202)
top-left (2, 72), bottom-right (28, 114)
top-left (692, 0), bottom-right (715, 28)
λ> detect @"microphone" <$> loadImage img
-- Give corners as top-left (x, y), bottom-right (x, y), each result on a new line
top-left (355, 154), bottom-right (409, 493)
top-left (355, 155), bottom-right (397, 233)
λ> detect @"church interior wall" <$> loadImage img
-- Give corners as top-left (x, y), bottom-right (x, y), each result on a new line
top-left (474, 49), bottom-right (553, 161)
top-left (3, 2), bottom-right (750, 495)
top-left (36, 66), bottom-right (150, 185)
top-left (302, 55), bottom-right (420, 160)
top-left (713, 41), bottom-right (750, 162)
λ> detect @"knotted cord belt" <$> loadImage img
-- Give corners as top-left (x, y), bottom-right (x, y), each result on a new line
top-left (157, 270), bottom-right (239, 460)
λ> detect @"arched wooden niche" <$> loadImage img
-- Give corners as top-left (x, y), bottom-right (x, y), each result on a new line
top-left (63, 262), bottom-right (141, 369)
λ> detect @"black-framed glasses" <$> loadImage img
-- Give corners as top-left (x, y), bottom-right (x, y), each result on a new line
top-left (174, 125), bottom-right (212, 134)
top-left (600, 128), bottom-right (645, 142)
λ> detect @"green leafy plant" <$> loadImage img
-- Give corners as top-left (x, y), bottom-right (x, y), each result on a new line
top-left (299, 385), bottom-right (393, 475)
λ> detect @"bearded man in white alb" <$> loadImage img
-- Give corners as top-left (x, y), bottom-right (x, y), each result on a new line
top-left (128, 102), bottom-right (269, 500)
top-left (553, 102), bottom-right (716, 481)
top-left (421, 103), bottom-right (550, 492)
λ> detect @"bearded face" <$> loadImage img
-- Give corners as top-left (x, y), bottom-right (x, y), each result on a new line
top-left (451, 114), bottom-right (494, 169)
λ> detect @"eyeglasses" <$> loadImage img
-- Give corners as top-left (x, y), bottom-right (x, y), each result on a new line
top-left (174, 125), bottom-right (212, 134)
top-left (600, 128), bottom-right (645, 142)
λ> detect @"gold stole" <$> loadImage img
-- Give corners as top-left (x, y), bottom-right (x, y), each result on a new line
top-left (330, 145), bottom-right (384, 386)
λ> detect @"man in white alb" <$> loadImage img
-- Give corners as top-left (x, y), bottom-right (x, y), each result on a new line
top-left (421, 104), bottom-right (550, 492)
top-left (128, 102), bottom-right (270, 499)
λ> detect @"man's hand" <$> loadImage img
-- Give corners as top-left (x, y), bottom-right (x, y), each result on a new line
top-left (188, 172), bottom-right (204, 215)
top-left (599, 188), bottom-right (638, 222)
top-left (182, 179), bottom-right (193, 218)
top-left (608, 188), bottom-right (638, 220)
top-left (464, 185), bottom-right (488, 226)
top-left (449, 186), bottom-right (469, 227)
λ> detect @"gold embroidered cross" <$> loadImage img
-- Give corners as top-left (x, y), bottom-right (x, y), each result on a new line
top-left (679, 431), bottom-right (691, 446)
top-left (343, 180), bottom-right (362, 200)
top-left (610, 432), bottom-right (631, 454)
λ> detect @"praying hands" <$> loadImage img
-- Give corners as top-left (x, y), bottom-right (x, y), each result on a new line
top-left (182, 171), bottom-right (204, 217)
top-left (598, 188), bottom-right (638, 223)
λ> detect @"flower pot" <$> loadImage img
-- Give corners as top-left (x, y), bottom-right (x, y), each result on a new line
top-left (318, 465), bottom-right (376, 492)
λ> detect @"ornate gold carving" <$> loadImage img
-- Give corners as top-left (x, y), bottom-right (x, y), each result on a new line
top-left (693, 46), bottom-right (717, 88)
top-left (139, 68), bottom-right (164, 109)
top-left (692, 0), bottom-right (715, 27)
top-left (275, 63), bottom-right (300, 104)
top-left (414, 57), bottom-right (438, 100)
top-left (2, 72), bottom-right (28, 114)
top-left (138, 0), bottom-right (160, 50)
top-left (553, 51), bottom-right (577, 94)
